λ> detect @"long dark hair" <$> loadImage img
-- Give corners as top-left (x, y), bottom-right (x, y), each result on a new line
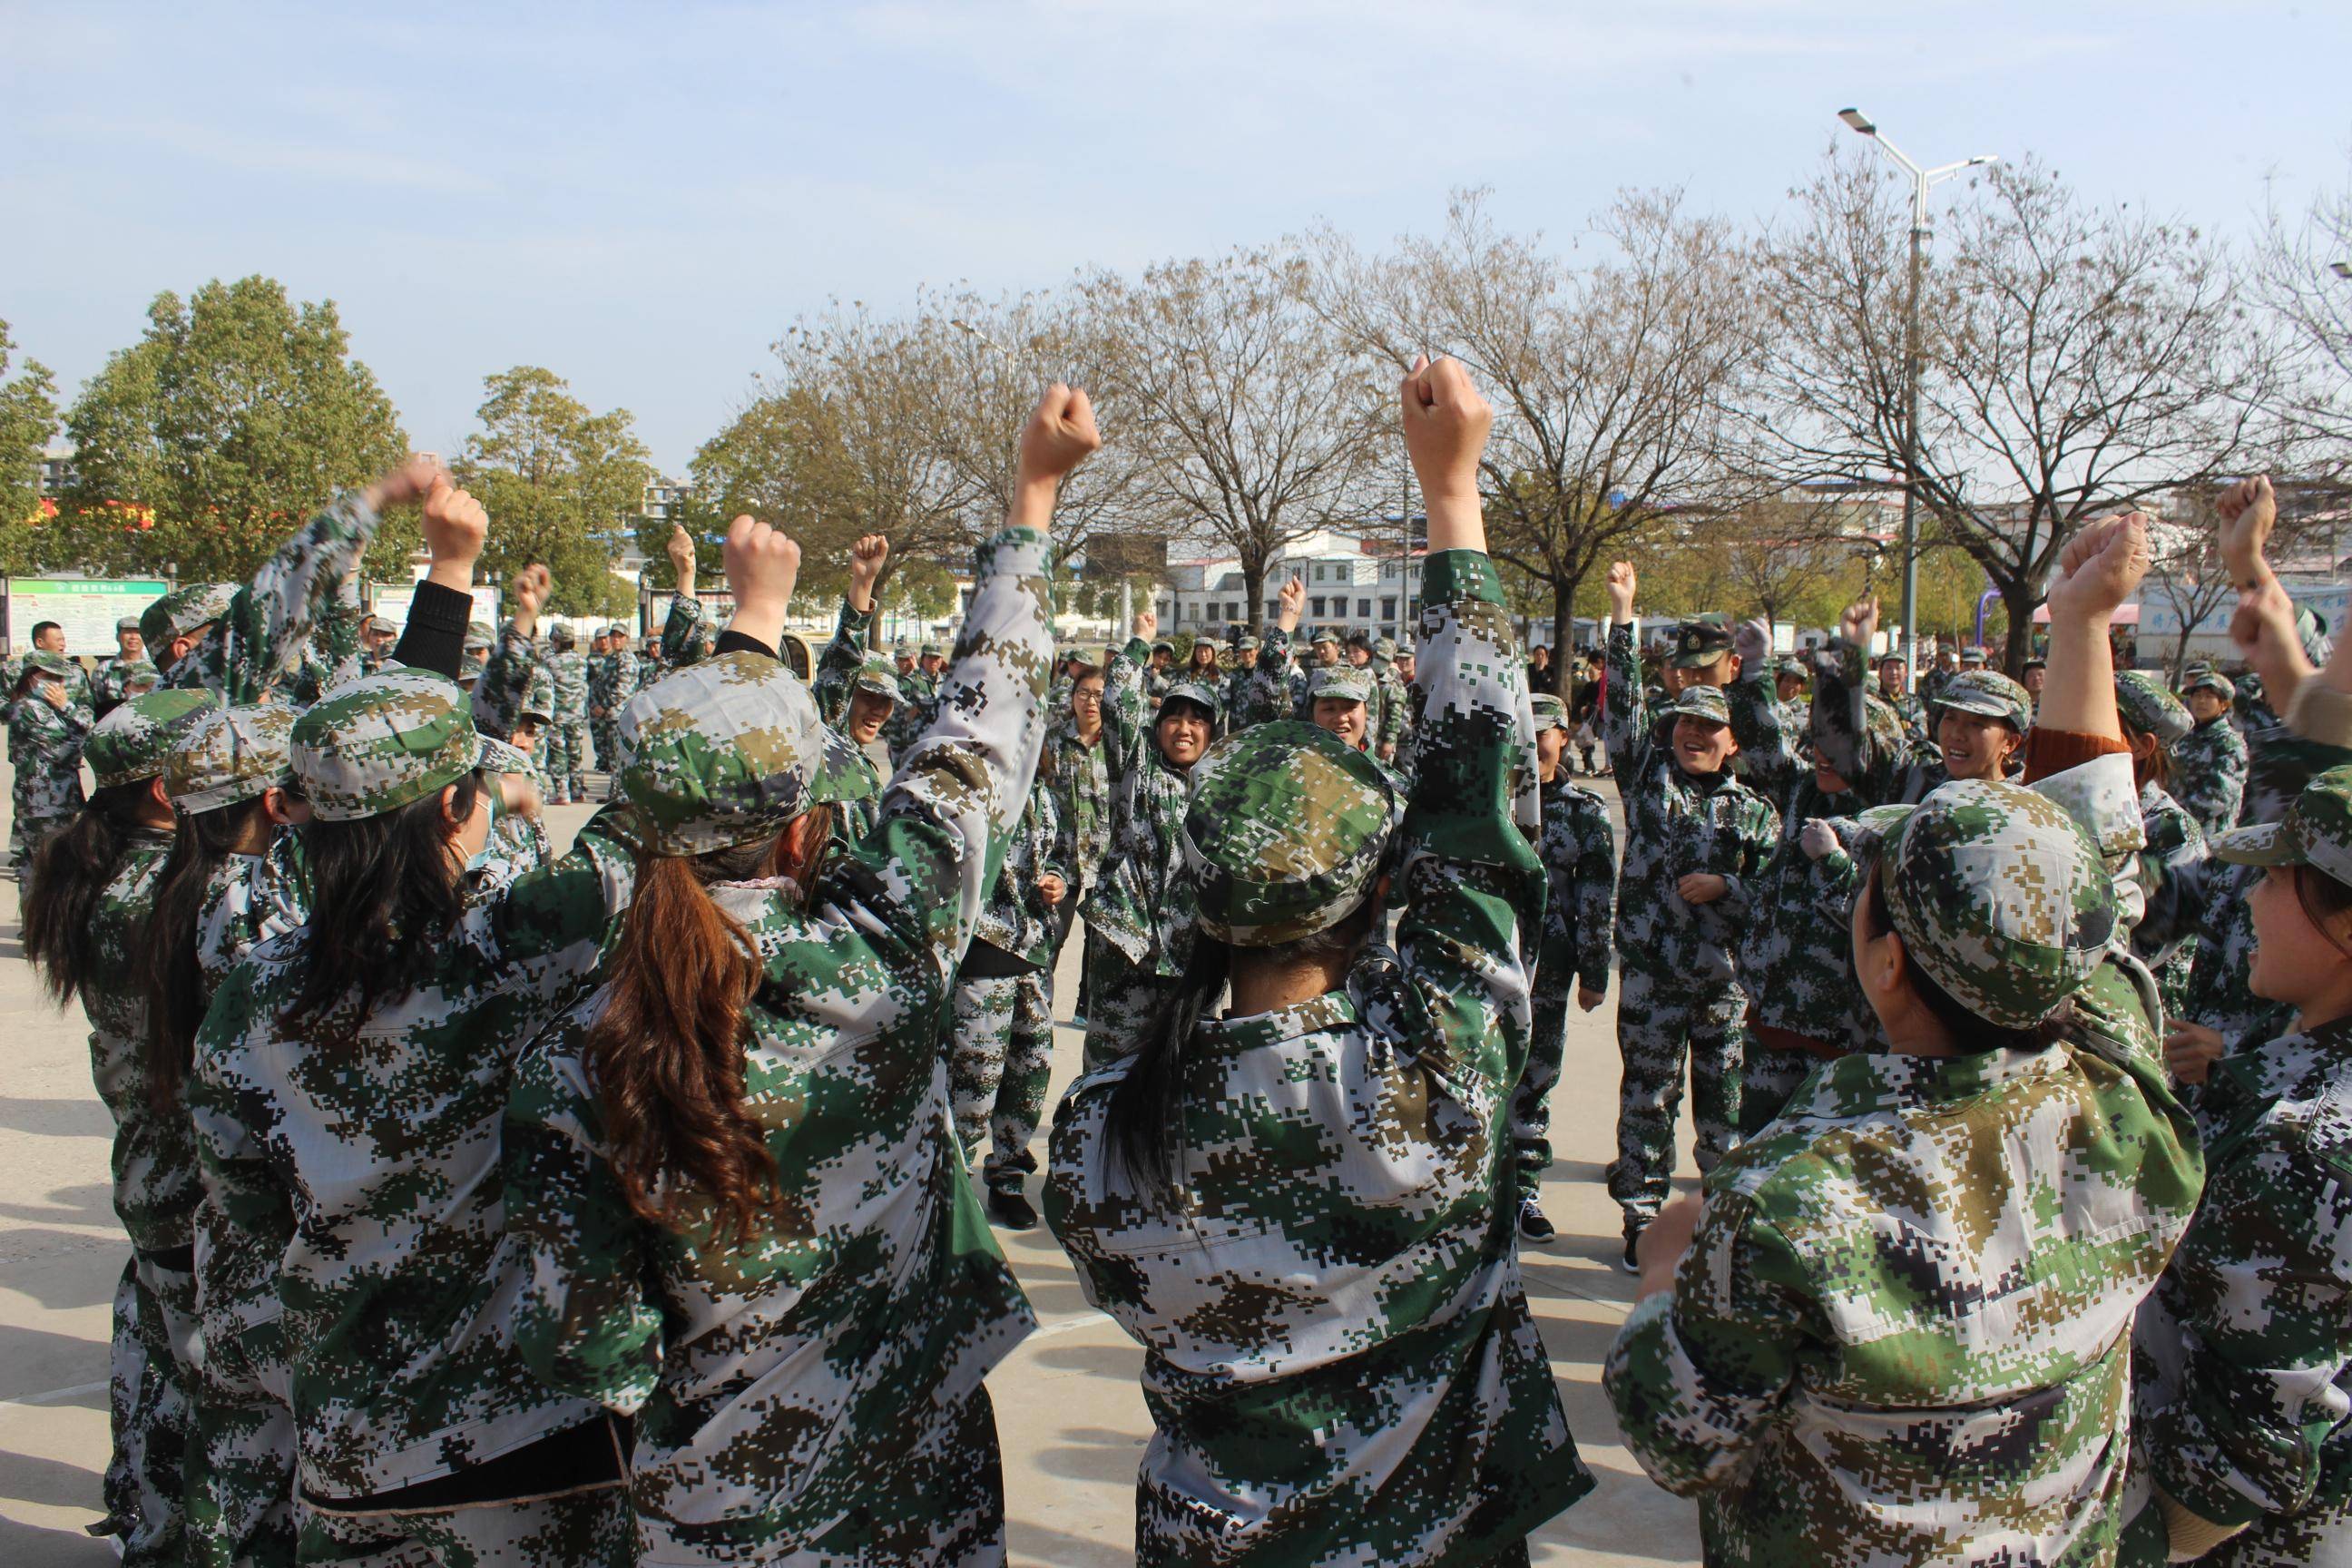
top-left (25, 782), bottom-right (162, 1008)
top-left (581, 838), bottom-right (785, 1242)
top-left (277, 772), bottom-right (482, 1041)
top-left (2120, 719), bottom-right (2173, 793)
top-left (143, 798), bottom-right (271, 1113)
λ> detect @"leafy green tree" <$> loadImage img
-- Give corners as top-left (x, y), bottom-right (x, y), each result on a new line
top-left (0, 321), bottom-right (63, 574)
top-left (61, 277), bottom-right (410, 581)
top-left (456, 367), bottom-right (650, 617)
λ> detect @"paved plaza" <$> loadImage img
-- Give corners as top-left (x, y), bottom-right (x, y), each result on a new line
top-left (0, 777), bottom-right (1706, 1568)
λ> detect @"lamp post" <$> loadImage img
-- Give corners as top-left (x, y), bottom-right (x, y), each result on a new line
top-left (1838, 108), bottom-right (1996, 678)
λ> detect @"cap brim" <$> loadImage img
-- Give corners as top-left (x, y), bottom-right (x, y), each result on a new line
top-left (1934, 695), bottom-right (2019, 721)
top-left (476, 736), bottom-right (535, 776)
top-left (2210, 819), bottom-right (2304, 867)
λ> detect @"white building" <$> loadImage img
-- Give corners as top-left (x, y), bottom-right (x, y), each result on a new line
top-left (1153, 524), bottom-right (1426, 644)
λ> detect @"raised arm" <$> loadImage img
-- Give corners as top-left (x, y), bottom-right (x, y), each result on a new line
top-left (472, 564), bottom-right (552, 740)
top-left (813, 534), bottom-right (889, 727)
top-left (1602, 563), bottom-right (1647, 783)
top-left (1101, 609), bottom-right (1153, 789)
top-left (660, 525), bottom-right (712, 666)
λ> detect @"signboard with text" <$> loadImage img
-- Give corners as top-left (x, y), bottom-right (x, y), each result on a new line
top-left (5, 578), bottom-right (172, 657)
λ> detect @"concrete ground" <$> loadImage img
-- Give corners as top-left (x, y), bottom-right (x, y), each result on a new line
top-left (0, 769), bottom-right (1706, 1567)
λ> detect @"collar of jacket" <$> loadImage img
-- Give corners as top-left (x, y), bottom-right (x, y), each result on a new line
top-left (2203, 1015), bottom-right (2352, 1162)
top-left (1195, 989), bottom-right (1357, 1058)
top-left (1782, 1037), bottom-right (2073, 1122)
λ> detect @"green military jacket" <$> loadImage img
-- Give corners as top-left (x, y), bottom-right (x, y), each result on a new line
top-left (502, 526), bottom-right (1052, 1563)
top-left (86, 832), bottom-right (192, 1254)
top-left (1046, 720), bottom-right (1111, 904)
top-left (1074, 635), bottom-right (1200, 979)
top-left (164, 493), bottom-right (378, 705)
top-left (1532, 771), bottom-right (1614, 997)
top-left (1045, 552), bottom-right (1592, 1566)
top-left (2171, 715), bottom-right (2248, 838)
top-left (9, 691), bottom-right (90, 825)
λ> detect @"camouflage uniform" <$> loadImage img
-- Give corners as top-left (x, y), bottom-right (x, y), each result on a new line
top-left (951, 775), bottom-right (1070, 1201)
top-left (1219, 640), bottom-right (1260, 731)
top-left (1603, 626), bottom-right (1782, 1225)
top-left (588, 626), bottom-right (643, 785)
top-left (1142, 640), bottom-right (1174, 702)
top-left (9, 653), bottom-right (91, 878)
top-left (544, 634), bottom-right (591, 801)
top-left (1073, 644), bottom-right (1209, 1069)
top-left (1815, 642), bottom-right (2031, 804)
top-left (1368, 642), bottom-right (1408, 757)
top-left (660, 593), bottom-right (715, 668)
top-left (1514, 695), bottom-right (1615, 1209)
top-left (190, 672), bottom-right (632, 1555)
top-left (1606, 750), bottom-right (2203, 1565)
top-left (2112, 673), bottom-right (2209, 1022)
top-left (93, 632), bottom-right (152, 716)
top-left (69, 692), bottom-right (217, 1564)
top-left (2172, 688), bottom-right (2249, 839)
top-left (1047, 551), bottom-right (1592, 1564)
top-left (150, 493), bottom-right (385, 706)
top-left (505, 525), bottom-right (1051, 1564)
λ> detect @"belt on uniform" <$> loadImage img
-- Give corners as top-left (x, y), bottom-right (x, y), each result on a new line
top-left (1751, 1024), bottom-right (1847, 1063)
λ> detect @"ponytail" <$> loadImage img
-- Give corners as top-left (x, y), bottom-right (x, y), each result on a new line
top-left (24, 783), bottom-right (155, 1008)
top-left (143, 798), bottom-right (267, 1115)
top-left (583, 844), bottom-right (777, 1242)
top-left (1102, 937), bottom-right (1231, 1193)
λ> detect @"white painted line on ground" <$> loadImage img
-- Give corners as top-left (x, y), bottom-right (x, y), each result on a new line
top-left (0, 1378), bottom-right (107, 1410)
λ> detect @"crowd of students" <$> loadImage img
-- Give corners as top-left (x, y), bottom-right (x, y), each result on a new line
top-left (10, 358), bottom-right (2349, 1566)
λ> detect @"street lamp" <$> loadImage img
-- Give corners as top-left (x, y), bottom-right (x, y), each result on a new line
top-left (1838, 107), bottom-right (1997, 682)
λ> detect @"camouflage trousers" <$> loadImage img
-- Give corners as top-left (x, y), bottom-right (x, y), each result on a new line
top-left (9, 790), bottom-right (78, 878)
top-left (1737, 1042), bottom-right (1822, 1140)
top-left (1081, 931), bottom-right (1181, 1073)
top-left (543, 720), bottom-right (590, 803)
top-left (587, 720), bottom-right (618, 780)
top-left (102, 1253), bottom-right (197, 1566)
top-left (949, 964), bottom-right (1054, 1194)
top-left (1607, 971), bottom-right (1746, 1224)
top-left (301, 1479), bottom-right (632, 1567)
top-left (1508, 992), bottom-right (1572, 1203)
top-left (188, 1319), bottom-right (299, 1568)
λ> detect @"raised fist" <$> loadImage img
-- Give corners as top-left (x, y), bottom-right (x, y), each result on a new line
top-left (1606, 561), bottom-right (1637, 621)
top-left (1399, 355), bottom-right (1494, 499)
top-left (723, 515), bottom-right (802, 622)
top-left (1018, 383), bottom-right (1102, 485)
top-left (1839, 593), bottom-right (1880, 651)
top-left (512, 563), bottom-right (554, 620)
top-left (1276, 576), bottom-right (1305, 632)
top-left (362, 454), bottom-right (449, 514)
top-left (1132, 608), bottom-right (1157, 642)
top-left (2047, 513), bottom-right (2150, 624)
top-left (1734, 619), bottom-right (1769, 670)
top-left (420, 475), bottom-right (488, 573)
top-left (2217, 475), bottom-right (2277, 588)
top-left (666, 524), bottom-right (699, 590)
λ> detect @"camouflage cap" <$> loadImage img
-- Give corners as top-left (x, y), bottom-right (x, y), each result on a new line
top-left (1155, 680), bottom-right (1220, 722)
top-left (616, 651), bottom-right (828, 857)
top-left (1857, 778), bottom-right (2116, 1030)
top-left (140, 584), bottom-right (238, 652)
top-left (121, 659), bottom-right (162, 694)
top-left (1530, 692), bottom-right (1570, 733)
top-left (1236, 635), bottom-right (1260, 652)
top-left (1373, 636), bottom-right (1397, 661)
top-left (1670, 621), bottom-right (1734, 670)
top-left (2114, 671), bottom-right (2192, 746)
top-left (478, 736), bottom-right (536, 776)
top-left (851, 654), bottom-right (902, 705)
top-left (2179, 663), bottom-right (2236, 700)
top-left (1931, 669), bottom-right (2032, 730)
top-left (292, 671), bottom-right (503, 822)
top-left (519, 668), bottom-right (555, 722)
top-left (1959, 645), bottom-right (1988, 665)
top-left (549, 623), bottom-right (575, 645)
top-left (2210, 764), bottom-right (2352, 888)
top-left (1310, 628), bottom-right (1341, 647)
top-left (85, 690), bottom-right (216, 789)
top-left (168, 703), bottom-right (299, 814)
top-left (365, 614), bottom-right (396, 635)
top-left (1182, 720), bottom-right (1398, 947)
top-left (605, 625), bottom-right (630, 640)
top-left (1777, 657), bottom-right (1808, 680)
top-left (1661, 683), bottom-right (1731, 726)
top-left (20, 649), bottom-right (70, 678)
top-left (1308, 664), bottom-right (1373, 705)
top-left (806, 726), bottom-right (881, 808)
top-left (464, 621), bottom-right (494, 650)
top-left (1150, 639), bottom-right (1175, 655)
top-left (116, 616), bottom-right (141, 632)
top-left (919, 642), bottom-right (943, 658)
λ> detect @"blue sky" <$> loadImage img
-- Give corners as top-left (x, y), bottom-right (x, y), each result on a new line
top-left (4, 2), bottom-right (2347, 473)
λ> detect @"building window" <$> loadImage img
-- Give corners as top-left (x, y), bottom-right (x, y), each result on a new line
top-left (1311, 597), bottom-right (1328, 618)
top-left (1382, 597), bottom-right (1396, 621)
top-left (1357, 599), bottom-right (1372, 619)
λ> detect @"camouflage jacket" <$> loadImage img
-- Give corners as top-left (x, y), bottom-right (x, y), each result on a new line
top-left (661, 593), bottom-right (714, 668)
top-left (189, 819), bottom-right (638, 1497)
top-left (1220, 665), bottom-right (1258, 730)
top-left (546, 647), bottom-right (589, 722)
top-left (1738, 793), bottom-right (1880, 1054)
top-left (2170, 716), bottom-right (2247, 838)
top-left (886, 669), bottom-right (937, 759)
top-left (1811, 637), bottom-right (1949, 805)
top-left (1371, 660), bottom-right (1407, 752)
top-left (1242, 627), bottom-right (1306, 730)
top-left (1603, 623), bottom-right (1781, 988)
top-left (1047, 723), bottom-right (1112, 901)
top-left (973, 774), bottom-right (1070, 968)
top-left (810, 597), bottom-right (874, 730)
top-left (85, 831), bottom-right (195, 1254)
top-left (1605, 751), bottom-right (2202, 1566)
top-left (1532, 772), bottom-right (1614, 996)
top-left (1074, 635), bottom-right (1200, 977)
top-left (166, 491), bottom-right (380, 705)
top-left (1723, 666), bottom-right (1802, 805)
top-left (92, 653), bottom-right (146, 716)
top-left (2133, 1018), bottom-right (2352, 1552)
top-left (1045, 550), bottom-right (1592, 1565)
top-left (2131, 781), bottom-right (2206, 1013)
top-left (472, 621), bottom-right (554, 740)
top-left (9, 693), bottom-right (90, 814)
top-left (1887, 690), bottom-right (1929, 747)
top-left (194, 846), bottom-right (310, 994)
top-left (503, 526), bottom-right (1050, 1559)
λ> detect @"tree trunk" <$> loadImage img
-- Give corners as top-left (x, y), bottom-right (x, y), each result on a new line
top-left (1241, 557), bottom-right (1269, 640)
top-left (1549, 573), bottom-right (1580, 698)
top-left (1997, 574), bottom-right (2037, 679)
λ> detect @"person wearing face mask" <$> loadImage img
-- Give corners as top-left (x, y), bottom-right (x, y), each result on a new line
top-left (1075, 606), bottom-right (1218, 1071)
top-left (1602, 560), bottom-right (1783, 1270)
top-left (8, 650), bottom-right (92, 887)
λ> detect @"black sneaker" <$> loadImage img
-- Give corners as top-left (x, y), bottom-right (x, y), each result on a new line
top-left (1515, 1200), bottom-right (1554, 1245)
top-left (1621, 1221), bottom-right (1647, 1274)
top-left (987, 1187), bottom-right (1038, 1231)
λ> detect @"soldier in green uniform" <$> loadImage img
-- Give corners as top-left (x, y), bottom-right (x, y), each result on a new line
top-left (1877, 652), bottom-right (1927, 743)
top-left (1367, 632), bottom-right (1408, 762)
top-left (1142, 636), bottom-right (1175, 701)
top-left (2114, 671), bottom-right (2208, 1023)
top-left (2174, 662), bottom-right (2249, 837)
top-left (1512, 691), bottom-right (1614, 1244)
top-left (9, 650), bottom-right (92, 884)
top-left (92, 617), bottom-right (151, 717)
top-left (1074, 609), bottom-right (1214, 1070)
top-left (1047, 661), bottom-right (1111, 1019)
top-left (1606, 511), bottom-right (2203, 1565)
top-left (502, 386), bottom-right (1092, 1564)
top-left (1220, 634), bottom-right (1260, 730)
top-left (1818, 595), bottom-right (2031, 805)
top-left (1602, 564), bottom-right (1784, 1267)
top-left (587, 623), bottom-right (641, 787)
top-left (1048, 356), bottom-right (1592, 1565)
top-left (542, 623), bottom-right (590, 802)
top-left (24, 690), bottom-right (217, 1564)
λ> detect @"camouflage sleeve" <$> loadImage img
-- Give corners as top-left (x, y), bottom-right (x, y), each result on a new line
top-left (2149, 1133), bottom-right (2352, 1528)
top-left (315, 569), bottom-right (367, 692)
top-left (2213, 729), bottom-right (2249, 826)
top-left (1808, 638), bottom-right (1881, 792)
top-left (216, 491), bottom-right (386, 704)
top-left (661, 594), bottom-right (710, 666)
top-left (189, 974), bottom-right (298, 1359)
top-left (1038, 783), bottom-right (1073, 887)
top-left (1602, 622), bottom-right (1646, 784)
top-left (1727, 670), bottom-right (1796, 805)
top-left (487, 815), bottom-right (639, 969)
top-left (471, 622), bottom-right (540, 740)
top-left (1249, 627), bottom-right (1298, 731)
top-left (1571, 790), bottom-right (1616, 993)
top-left (1102, 635), bottom-right (1150, 790)
top-left (2030, 752), bottom-right (2148, 932)
top-left (1714, 793), bottom-right (1782, 923)
top-left (503, 1040), bottom-right (665, 1416)
top-left (812, 597), bottom-right (872, 729)
top-left (1603, 1189), bottom-right (1808, 1494)
top-left (1374, 669), bottom-right (1403, 751)
top-left (853, 526), bottom-right (1052, 988)
top-left (2134, 808), bottom-right (2208, 965)
top-left (1390, 549), bottom-right (1544, 1093)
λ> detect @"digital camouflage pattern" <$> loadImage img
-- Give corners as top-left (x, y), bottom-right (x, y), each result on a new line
top-left (1370, 653), bottom-right (1407, 754)
top-left (1182, 720), bottom-right (1396, 947)
top-left (93, 649), bottom-right (156, 717)
top-left (588, 635), bottom-right (645, 787)
top-left (1814, 640), bottom-right (2027, 806)
top-left (140, 583), bottom-right (238, 662)
top-left (291, 670), bottom-right (502, 821)
top-left (1045, 548), bottom-right (1592, 1566)
top-left (2129, 1015), bottom-right (2352, 1565)
top-left (1606, 750), bottom-right (2201, 1567)
top-left (1737, 813), bottom-right (1876, 1138)
top-left (157, 493), bottom-right (385, 705)
top-left (615, 651), bottom-right (828, 857)
top-left (1603, 620), bottom-right (1781, 1220)
top-left (9, 668), bottom-right (91, 873)
top-left (2132, 780), bottom-right (2207, 1022)
top-left (85, 689), bottom-right (215, 789)
top-left (1512, 767), bottom-right (1615, 1200)
top-left (2174, 712), bottom-right (2250, 840)
top-left (660, 592), bottom-right (714, 668)
top-left (503, 524), bottom-right (1054, 1563)
top-left (950, 773), bottom-right (1067, 1188)
top-left (545, 641), bottom-right (592, 801)
top-left (473, 615), bottom-right (554, 743)
top-left (1046, 721), bottom-right (1111, 904)
top-left (2117, 669), bottom-right (2194, 746)
top-left (164, 703), bottom-right (296, 814)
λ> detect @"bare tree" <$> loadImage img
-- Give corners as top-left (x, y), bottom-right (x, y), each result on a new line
top-left (2254, 170), bottom-right (2352, 477)
top-left (1310, 189), bottom-right (1757, 696)
top-left (1089, 247), bottom-right (1380, 629)
top-left (1716, 492), bottom-right (1873, 642)
top-left (1754, 150), bottom-right (2279, 676)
